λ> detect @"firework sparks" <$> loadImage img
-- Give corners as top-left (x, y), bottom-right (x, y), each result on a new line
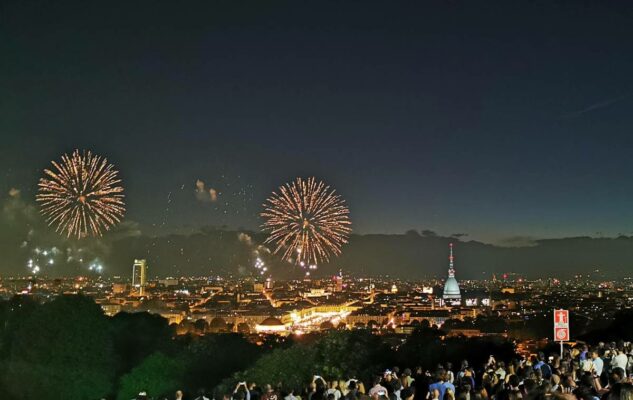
top-left (37, 150), bottom-right (125, 239)
top-left (26, 246), bottom-right (61, 274)
top-left (261, 177), bottom-right (351, 267)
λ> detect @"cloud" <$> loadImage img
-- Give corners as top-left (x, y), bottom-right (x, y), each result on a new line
top-left (237, 232), bottom-right (252, 246)
top-left (0, 187), bottom-right (143, 275)
top-left (451, 233), bottom-right (468, 238)
top-left (496, 235), bottom-right (539, 248)
top-left (195, 179), bottom-right (218, 202)
top-left (561, 94), bottom-right (631, 119)
top-left (105, 220), bottom-right (142, 240)
top-left (421, 229), bottom-right (437, 237)
top-left (3, 188), bottom-right (38, 223)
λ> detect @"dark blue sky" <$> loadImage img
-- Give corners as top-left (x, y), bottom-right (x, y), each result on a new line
top-left (2, 1), bottom-right (633, 243)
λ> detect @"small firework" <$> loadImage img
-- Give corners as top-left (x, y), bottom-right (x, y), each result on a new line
top-left (261, 177), bottom-right (351, 267)
top-left (37, 150), bottom-right (125, 239)
top-left (26, 246), bottom-right (61, 274)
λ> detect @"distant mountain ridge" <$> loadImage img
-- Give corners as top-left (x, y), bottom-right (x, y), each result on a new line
top-left (98, 230), bottom-right (633, 279)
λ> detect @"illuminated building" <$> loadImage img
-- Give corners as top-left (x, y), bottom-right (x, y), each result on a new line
top-left (132, 259), bottom-right (148, 296)
top-left (100, 303), bottom-right (122, 316)
top-left (112, 283), bottom-right (127, 294)
top-left (255, 317), bottom-right (288, 334)
top-left (334, 270), bottom-right (343, 292)
top-left (442, 243), bottom-right (462, 304)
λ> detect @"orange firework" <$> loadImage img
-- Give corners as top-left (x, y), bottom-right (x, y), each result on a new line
top-left (261, 177), bottom-right (351, 266)
top-left (37, 150), bottom-right (125, 239)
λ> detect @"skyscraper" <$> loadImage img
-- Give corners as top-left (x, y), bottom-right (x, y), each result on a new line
top-left (442, 243), bottom-right (461, 304)
top-left (132, 259), bottom-right (148, 296)
top-left (334, 269), bottom-right (343, 292)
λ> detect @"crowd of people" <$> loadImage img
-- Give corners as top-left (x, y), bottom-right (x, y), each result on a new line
top-left (132, 341), bottom-right (633, 400)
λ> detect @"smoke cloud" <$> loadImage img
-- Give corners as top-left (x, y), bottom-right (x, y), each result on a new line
top-left (195, 179), bottom-right (218, 202)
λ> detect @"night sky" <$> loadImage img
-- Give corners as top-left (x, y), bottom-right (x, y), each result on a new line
top-left (3, 1), bottom-right (633, 244)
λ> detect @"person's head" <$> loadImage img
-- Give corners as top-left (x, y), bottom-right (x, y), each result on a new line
top-left (610, 367), bottom-right (625, 384)
top-left (401, 388), bottom-right (414, 400)
top-left (435, 370), bottom-right (446, 382)
top-left (446, 362), bottom-right (453, 371)
top-left (235, 391), bottom-right (246, 400)
top-left (330, 381), bottom-right (338, 389)
top-left (534, 367), bottom-right (542, 380)
top-left (327, 394), bottom-right (335, 400)
top-left (523, 378), bottom-right (537, 394)
top-left (508, 375), bottom-right (520, 389)
top-left (137, 392), bottom-right (148, 400)
top-left (348, 380), bottom-right (358, 391)
top-left (175, 390), bottom-right (183, 399)
top-left (620, 383), bottom-right (633, 400)
top-left (265, 384), bottom-right (274, 393)
top-left (403, 368), bottom-right (412, 377)
top-left (578, 374), bottom-right (594, 389)
top-left (591, 350), bottom-right (600, 360)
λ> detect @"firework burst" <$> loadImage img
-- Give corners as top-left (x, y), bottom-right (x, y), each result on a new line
top-left (261, 177), bottom-right (351, 267)
top-left (37, 150), bottom-right (125, 239)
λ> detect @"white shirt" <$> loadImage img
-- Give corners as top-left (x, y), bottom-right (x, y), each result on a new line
top-left (326, 389), bottom-right (341, 400)
top-left (592, 357), bottom-right (604, 376)
top-left (613, 353), bottom-right (628, 370)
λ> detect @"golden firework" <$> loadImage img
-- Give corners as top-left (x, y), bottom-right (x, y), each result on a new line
top-left (37, 150), bottom-right (125, 239)
top-left (261, 177), bottom-right (351, 266)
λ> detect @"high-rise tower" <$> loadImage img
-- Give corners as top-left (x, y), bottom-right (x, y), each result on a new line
top-left (132, 259), bottom-right (148, 296)
top-left (442, 243), bottom-right (461, 304)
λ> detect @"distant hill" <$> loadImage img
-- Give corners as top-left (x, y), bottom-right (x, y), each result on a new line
top-left (2, 190), bottom-right (633, 278)
top-left (101, 229), bottom-right (633, 279)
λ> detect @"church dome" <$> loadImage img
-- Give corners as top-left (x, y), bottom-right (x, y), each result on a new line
top-left (255, 317), bottom-right (287, 334)
top-left (443, 277), bottom-right (461, 299)
top-left (259, 317), bottom-right (284, 326)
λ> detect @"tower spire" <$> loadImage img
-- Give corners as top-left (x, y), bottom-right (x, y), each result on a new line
top-left (448, 242), bottom-right (455, 278)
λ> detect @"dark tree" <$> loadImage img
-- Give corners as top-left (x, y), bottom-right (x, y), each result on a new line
top-left (182, 334), bottom-right (262, 391)
top-left (111, 311), bottom-right (176, 375)
top-left (3, 295), bottom-right (116, 400)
